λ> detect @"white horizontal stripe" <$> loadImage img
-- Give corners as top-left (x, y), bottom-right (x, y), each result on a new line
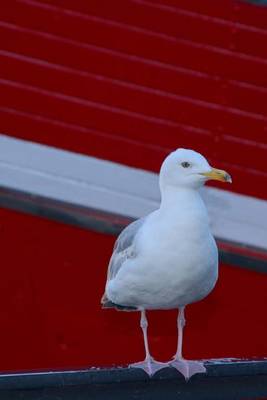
top-left (0, 134), bottom-right (266, 250)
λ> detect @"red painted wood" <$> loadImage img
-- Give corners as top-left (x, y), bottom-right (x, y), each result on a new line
top-left (0, 28), bottom-right (225, 108)
top-left (0, 54), bottom-right (265, 145)
top-left (0, 207), bottom-right (266, 371)
top-left (1, 5), bottom-right (267, 86)
top-left (33, 0), bottom-right (267, 58)
top-left (0, 0), bottom-right (266, 201)
top-left (0, 80), bottom-right (216, 152)
top-left (225, 80), bottom-right (267, 115)
top-left (1, 27), bottom-right (266, 115)
top-left (0, 47), bottom-right (266, 135)
top-left (149, 0), bottom-right (236, 20)
top-left (149, 0), bottom-right (267, 29)
top-left (0, 51), bottom-right (225, 107)
top-left (219, 134), bottom-right (267, 171)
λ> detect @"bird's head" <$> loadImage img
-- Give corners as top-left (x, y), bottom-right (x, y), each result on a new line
top-left (159, 148), bottom-right (232, 190)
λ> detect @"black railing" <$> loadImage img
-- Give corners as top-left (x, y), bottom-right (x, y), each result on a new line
top-left (1, 359), bottom-right (267, 400)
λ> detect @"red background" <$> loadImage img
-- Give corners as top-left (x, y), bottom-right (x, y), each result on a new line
top-left (0, 0), bottom-right (267, 372)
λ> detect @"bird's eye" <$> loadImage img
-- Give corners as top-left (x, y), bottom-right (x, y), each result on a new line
top-left (181, 161), bottom-right (191, 168)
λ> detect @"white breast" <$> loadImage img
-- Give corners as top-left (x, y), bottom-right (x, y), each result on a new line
top-left (107, 190), bottom-right (218, 310)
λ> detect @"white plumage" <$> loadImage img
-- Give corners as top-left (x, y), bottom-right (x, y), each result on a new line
top-left (102, 149), bottom-right (231, 379)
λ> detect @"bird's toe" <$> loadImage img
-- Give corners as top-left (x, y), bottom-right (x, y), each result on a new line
top-left (170, 359), bottom-right (206, 381)
top-left (130, 357), bottom-right (169, 377)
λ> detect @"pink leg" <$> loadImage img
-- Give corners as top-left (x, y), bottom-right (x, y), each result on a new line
top-left (170, 307), bottom-right (206, 381)
top-left (130, 310), bottom-right (168, 377)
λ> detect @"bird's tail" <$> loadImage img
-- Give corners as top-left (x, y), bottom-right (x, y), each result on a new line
top-left (101, 293), bottom-right (137, 311)
top-left (101, 292), bottom-right (113, 308)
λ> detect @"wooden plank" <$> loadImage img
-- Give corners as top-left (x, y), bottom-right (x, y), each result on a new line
top-left (30, 0), bottom-right (267, 58)
top-left (0, 20), bottom-right (266, 92)
top-left (0, 50), bottom-right (226, 107)
top-left (146, 0), bottom-right (267, 29)
top-left (219, 134), bottom-right (267, 171)
top-left (2, 49), bottom-right (267, 118)
top-left (0, 49), bottom-right (267, 134)
top-left (0, 79), bottom-right (217, 149)
top-left (0, 52), bottom-right (266, 144)
top-left (1, 7), bottom-right (267, 87)
top-left (0, 66), bottom-right (266, 149)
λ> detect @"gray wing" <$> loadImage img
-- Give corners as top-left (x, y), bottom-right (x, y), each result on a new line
top-left (106, 216), bottom-right (145, 282)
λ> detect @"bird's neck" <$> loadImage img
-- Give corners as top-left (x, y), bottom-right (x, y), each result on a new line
top-left (159, 185), bottom-right (205, 215)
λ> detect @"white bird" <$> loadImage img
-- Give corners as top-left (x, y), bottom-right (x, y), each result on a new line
top-left (101, 149), bottom-right (231, 380)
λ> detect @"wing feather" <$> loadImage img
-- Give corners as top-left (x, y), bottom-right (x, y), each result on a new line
top-left (101, 217), bottom-right (145, 307)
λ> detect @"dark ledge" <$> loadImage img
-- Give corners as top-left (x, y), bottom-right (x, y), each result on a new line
top-left (1, 359), bottom-right (267, 400)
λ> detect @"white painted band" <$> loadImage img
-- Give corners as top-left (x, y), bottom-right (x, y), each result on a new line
top-left (0, 134), bottom-right (266, 250)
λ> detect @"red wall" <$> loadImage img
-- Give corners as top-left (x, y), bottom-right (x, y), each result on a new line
top-left (0, 207), bottom-right (267, 372)
top-left (1, 1), bottom-right (267, 372)
top-left (0, 0), bottom-right (267, 199)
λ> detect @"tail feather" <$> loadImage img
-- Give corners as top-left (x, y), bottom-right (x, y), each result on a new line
top-left (101, 293), bottom-right (137, 311)
top-left (101, 292), bottom-right (109, 306)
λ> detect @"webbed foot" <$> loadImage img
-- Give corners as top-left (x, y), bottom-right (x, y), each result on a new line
top-left (170, 358), bottom-right (206, 381)
top-left (130, 357), bottom-right (169, 377)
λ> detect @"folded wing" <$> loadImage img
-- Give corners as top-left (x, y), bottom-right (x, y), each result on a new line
top-left (101, 217), bottom-right (145, 309)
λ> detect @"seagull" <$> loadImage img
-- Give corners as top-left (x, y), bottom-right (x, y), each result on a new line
top-left (101, 149), bottom-right (231, 380)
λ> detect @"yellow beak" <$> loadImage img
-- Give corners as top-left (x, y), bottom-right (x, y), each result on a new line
top-left (201, 168), bottom-right (232, 183)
